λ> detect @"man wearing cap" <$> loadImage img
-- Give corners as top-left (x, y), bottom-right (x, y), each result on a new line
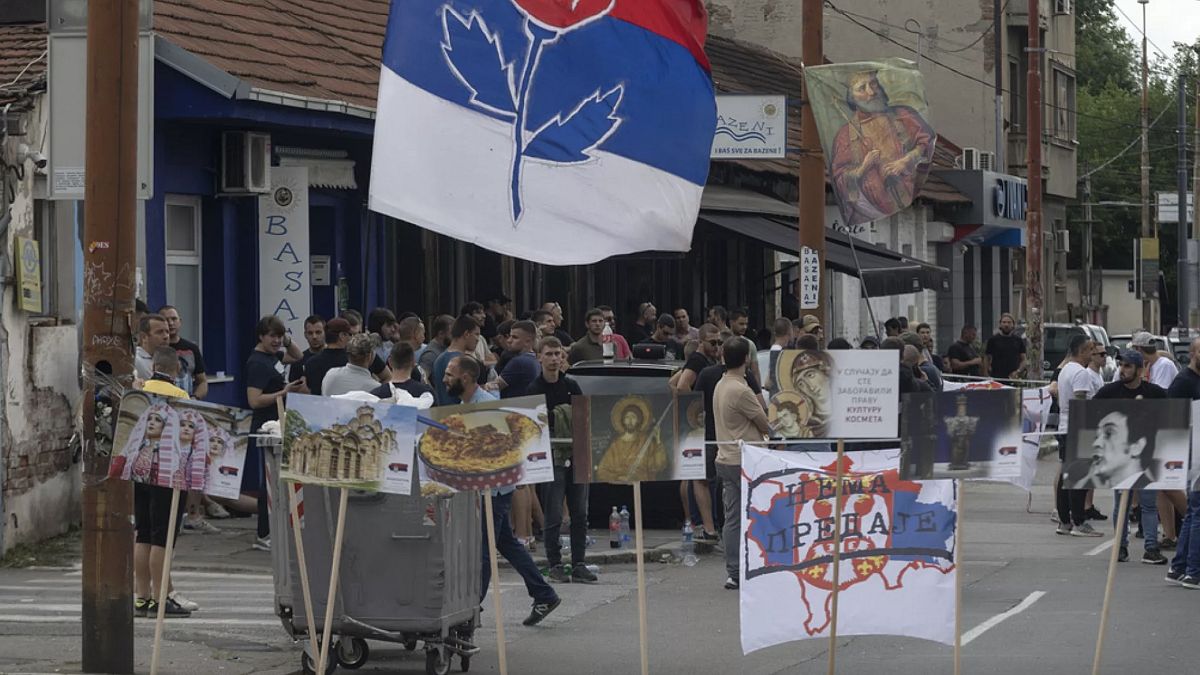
top-left (901, 332), bottom-right (942, 391)
top-left (1093, 349), bottom-right (1167, 564)
top-left (303, 317), bottom-right (389, 396)
top-left (1131, 331), bottom-right (1177, 389)
top-left (859, 335), bottom-right (881, 349)
top-left (797, 314), bottom-right (824, 344)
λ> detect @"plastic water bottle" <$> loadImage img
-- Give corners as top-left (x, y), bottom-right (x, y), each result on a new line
top-left (560, 535), bottom-right (570, 552)
top-left (619, 505), bottom-right (631, 547)
top-left (585, 564), bottom-right (601, 576)
top-left (602, 323), bottom-right (615, 359)
top-left (609, 507), bottom-right (621, 549)
top-left (681, 522), bottom-right (697, 567)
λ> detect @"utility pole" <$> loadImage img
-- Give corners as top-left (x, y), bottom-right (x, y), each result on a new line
top-left (1178, 74), bottom-right (1189, 333)
top-left (80, 1), bottom-right (140, 672)
top-left (1139, 0), bottom-right (1154, 331)
top-left (1193, 75), bottom-right (1200, 328)
top-left (799, 0), bottom-right (827, 328)
top-left (1025, 0), bottom-right (1043, 379)
top-left (1081, 166), bottom-right (1094, 322)
top-left (994, 0), bottom-right (1006, 169)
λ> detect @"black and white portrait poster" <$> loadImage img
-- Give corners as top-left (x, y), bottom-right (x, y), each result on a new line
top-left (1065, 399), bottom-right (1191, 490)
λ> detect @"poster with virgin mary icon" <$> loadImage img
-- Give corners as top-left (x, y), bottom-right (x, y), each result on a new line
top-left (572, 393), bottom-right (705, 484)
top-left (108, 391), bottom-right (252, 498)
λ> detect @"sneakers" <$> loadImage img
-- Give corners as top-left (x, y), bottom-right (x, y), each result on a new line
top-left (134, 597), bottom-right (150, 618)
top-left (1084, 507), bottom-right (1108, 522)
top-left (253, 536), bottom-right (271, 552)
top-left (1166, 569), bottom-right (1186, 585)
top-left (695, 530), bottom-right (721, 545)
top-left (1070, 522), bottom-right (1104, 537)
top-left (1160, 538), bottom-right (1177, 550)
top-left (547, 566), bottom-right (571, 584)
top-left (724, 576), bottom-right (739, 590)
top-left (522, 597), bottom-right (561, 626)
top-left (1181, 575), bottom-right (1200, 590)
top-left (205, 500), bottom-right (232, 519)
top-left (1118, 546), bottom-right (1129, 563)
top-left (1055, 523), bottom-right (1073, 536)
top-left (1142, 550), bottom-right (1168, 565)
top-left (145, 597), bottom-right (192, 618)
top-left (183, 516), bottom-right (221, 534)
top-left (571, 565), bottom-right (598, 584)
top-left (169, 591), bottom-right (199, 612)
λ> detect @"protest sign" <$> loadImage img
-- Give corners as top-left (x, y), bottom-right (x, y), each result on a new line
top-left (900, 390), bottom-right (1022, 480)
top-left (108, 391), bottom-right (251, 497)
top-left (1192, 402), bottom-right (1200, 490)
top-left (417, 395), bottom-right (551, 495)
top-left (769, 349), bottom-right (898, 439)
top-left (571, 393), bottom-right (705, 484)
top-left (740, 445), bottom-right (957, 653)
top-left (281, 393), bottom-right (417, 494)
top-left (1065, 399), bottom-right (1191, 490)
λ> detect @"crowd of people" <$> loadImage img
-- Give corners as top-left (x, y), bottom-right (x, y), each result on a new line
top-left (123, 294), bottom-right (1200, 622)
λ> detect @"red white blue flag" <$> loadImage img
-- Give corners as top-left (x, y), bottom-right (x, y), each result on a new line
top-left (370, 0), bottom-right (717, 264)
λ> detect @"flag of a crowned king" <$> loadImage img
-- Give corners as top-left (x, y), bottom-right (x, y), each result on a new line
top-left (370, 0), bottom-right (717, 265)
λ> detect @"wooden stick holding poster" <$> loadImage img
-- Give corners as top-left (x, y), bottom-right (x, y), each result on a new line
top-left (483, 492), bottom-right (509, 675)
top-left (1091, 489), bottom-right (1130, 675)
top-left (277, 399), bottom-right (320, 661)
top-left (827, 439), bottom-right (845, 675)
top-left (634, 481), bottom-right (650, 675)
top-left (149, 487), bottom-right (182, 675)
top-left (954, 480), bottom-right (965, 675)
top-left (316, 487), bottom-right (350, 675)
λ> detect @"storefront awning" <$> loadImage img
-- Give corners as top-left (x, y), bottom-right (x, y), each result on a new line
top-left (698, 211), bottom-right (950, 296)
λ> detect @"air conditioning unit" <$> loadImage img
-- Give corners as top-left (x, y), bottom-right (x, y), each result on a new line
top-left (961, 147), bottom-right (997, 171)
top-left (1053, 229), bottom-right (1070, 253)
top-left (221, 131), bottom-right (271, 193)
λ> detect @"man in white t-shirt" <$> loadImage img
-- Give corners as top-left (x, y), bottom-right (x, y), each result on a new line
top-left (1130, 331), bottom-right (1178, 389)
top-left (1055, 335), bottom-right (1104, 537)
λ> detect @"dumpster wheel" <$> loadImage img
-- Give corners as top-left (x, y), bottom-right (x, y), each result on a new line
top-left (301, 650), bottom-right (337, 675)
top-left (336, 637), bottom-right (369, 670)
top-left (425, 648), bottom-right (451, 675)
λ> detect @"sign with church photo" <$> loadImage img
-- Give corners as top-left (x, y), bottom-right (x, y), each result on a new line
top-left (769, 350), bottom-right (899, 440)
top-left (572, 393), bottom-right (705, 484)
top-left (281, 393), bottom-right (417, 495)
top-left (899, 390), bottom-right (1022, 481)
top-left (804, 59), bottom-right (936, 227)
top-left (108, 391), bottom-right (252, 499)
top-left (415, 395), bottom-right (552, 497)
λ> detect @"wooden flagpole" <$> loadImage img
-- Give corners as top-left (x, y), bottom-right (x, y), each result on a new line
top-left (634, 481), bottom-right (650, 675)
top-left (149, 487), bottom-right (182, 675)
top-left (954, 480), bottom-right (965, 675)
top-left (277, 399), bottom-right (320, 660)
top-left (483, 492), bottom-right (509, 675)
top-left (316, 487), bottom-right (350, 675)
top-left (827, 439), bottom-right (846, 675)
top-left (1091, 489), bottom-right (1130, 675)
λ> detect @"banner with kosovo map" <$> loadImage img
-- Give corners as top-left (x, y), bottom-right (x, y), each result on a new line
top-left (740, 445), bottom-right (957, 654)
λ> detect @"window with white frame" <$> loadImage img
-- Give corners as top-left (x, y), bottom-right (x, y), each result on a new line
top-left (164, 195), bottom-right (202, 348)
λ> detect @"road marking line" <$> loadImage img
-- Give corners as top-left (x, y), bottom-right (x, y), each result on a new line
top-left (961, 591), bottom-right (1046, 646)
top-left (1086, 540), bottom-right (1114, 556)
top-left (0, 615), bottom-right (280, 627)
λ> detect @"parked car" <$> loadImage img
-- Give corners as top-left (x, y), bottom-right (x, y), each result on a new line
top-left (1109, 333), bottom-right (1168, 353)
top-left (1042, 322), bottom-right (1116, 381)
top-left (1166, 327), bottom-right (1200, 367)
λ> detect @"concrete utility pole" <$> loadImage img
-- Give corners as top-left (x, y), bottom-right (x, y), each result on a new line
top-left (994, 0), bottom-right (1006, 169)
top-left (1194, 76), bottom-right (1200, 327)
top-left (1081, 166), bottom-right (1095, 322)
top-left (1139, 0), bottom-right (1154, 331)
top-left (799, 0), bottom-right (827, 328)
top-left (1025, 0), bottom-right (1043, 379)
top-left (80, 0), bottom-right (140, 672)
top-left (1178, 74), bottom-right (1189, 333)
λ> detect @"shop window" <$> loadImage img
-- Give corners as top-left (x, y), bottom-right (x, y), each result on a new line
top-left (165, 194), bottom-right (202, 347)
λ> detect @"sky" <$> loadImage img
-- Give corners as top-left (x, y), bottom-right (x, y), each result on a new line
top-left (1112, 0), bottom-right (1200, 61)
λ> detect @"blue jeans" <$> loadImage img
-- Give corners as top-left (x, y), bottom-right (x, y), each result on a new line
top-left (1115, 489), bottom-right (1159, 553)
top-left (542, 466), bottom-right (589, 567)
top-left (481, 491), bottom-right (558, 605)
top-left (1170, 491), bottom-right (1200, 577)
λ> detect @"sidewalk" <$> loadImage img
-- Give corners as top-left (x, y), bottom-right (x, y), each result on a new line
top-left (173, 513), bottom-right (691, 573)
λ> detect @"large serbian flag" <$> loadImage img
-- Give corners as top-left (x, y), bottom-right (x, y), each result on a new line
top-left (370, 0), bottom-right (717, 265)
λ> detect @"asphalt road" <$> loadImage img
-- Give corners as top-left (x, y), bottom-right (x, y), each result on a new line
top-left (0, 457), bottom-right (1196, 674)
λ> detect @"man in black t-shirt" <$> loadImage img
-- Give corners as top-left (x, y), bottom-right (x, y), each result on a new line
top-left (371, 342), bottom-right (434, 401)
top-left (647, 314), bottom-right (681, 360)
top-left (947, 325), bottom-right (983, 377)
top-left (984, 313), bottom-right (1027, 380)
top-left (524, 338), bottom-right (594, 583)
top-left (289, 315), bottom-right (326, 384)
top-left (305, 318), bottom-right (388, 395)
top-left (671, 323), bottom-right (719, 392)
top-left (159, 305), bottom-right (208, 399)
